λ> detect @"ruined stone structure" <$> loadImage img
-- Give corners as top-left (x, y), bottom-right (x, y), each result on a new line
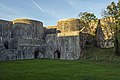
top-left (95, 19), bottom-right (114, 48)
top-left (0, 19), bottom-right (45, 60)
top-left (0, 18), bottom-right (114, 61)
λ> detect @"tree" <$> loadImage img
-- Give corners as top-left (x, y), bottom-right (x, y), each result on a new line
top-left (102, 1), bottom-right (120, 55)
top-left (79, 12), bottom-right (97, 24)
top-left (78, 12), bottom-right (97, 58)
top-left (79, 12), bottom-right (97, 34)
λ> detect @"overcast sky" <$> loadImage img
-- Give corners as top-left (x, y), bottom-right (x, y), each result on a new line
top-left (0, 0), bottom-right (118, 26)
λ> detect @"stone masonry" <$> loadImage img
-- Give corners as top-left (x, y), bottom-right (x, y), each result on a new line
top-left (0, 18), bottom-right (114, 61)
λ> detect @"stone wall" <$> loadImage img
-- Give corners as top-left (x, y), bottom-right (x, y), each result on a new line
top-left (0, 20), bottom-right (12, 50)
top-left (100, 17), bottom-right (114, 40)
top-left (57, 18), bottom-right (84, 32)
top-left (0, 48), bottom-right (36, 60)
top-left (0, 39), bottom-right (45, 61)
top-left (0, 49), bottom-right (22, 60)
top-left (0, 19), bottom-right (12, 38)
top-left (58, 36), bottom-right (80, 60)
top-left (45, 31), bottom-right (81, 60)
top-left (95, 19), bottom-right (114, 48)
top-left (0, 19), bottom-right (46, 61)
top-left (44, 34), bottom-right (58, 58)
top-left (95, 20), bottom-right (105, 48)
top-left (12, 19), bottom-right (44, 39)
top-left (0, 17), bottom-right (116, 61)
top-left (81, 20), bottom-right (98, 35)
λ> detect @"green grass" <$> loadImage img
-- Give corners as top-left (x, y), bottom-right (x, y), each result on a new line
top-left (84, 46), bottom-right (120, 61)
top-left (0, 59), bottom-right (120, 80)
top-left (0, 46), bottom-right (120, 80)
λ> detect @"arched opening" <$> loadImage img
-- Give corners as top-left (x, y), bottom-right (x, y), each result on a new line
top-left (4, 41), bottom-right (9, 49)
top-left (34, 50), bottom-right (43, 59)
top-left (54, 50), bottom-right (60, 59)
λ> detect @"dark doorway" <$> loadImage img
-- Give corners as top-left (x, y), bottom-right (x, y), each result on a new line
top-left (35, 50), bottom-right (39, 58)
top-left (4, 41), bottom-right (9, 49)
top-left (34, 50), bottom-right (43, 59)
top-left (54, 50), bottom-right (60, 59)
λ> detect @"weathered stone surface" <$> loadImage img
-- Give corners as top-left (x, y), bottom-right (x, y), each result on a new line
top-left (0, 17), bottom-right (115, 61)
top-left (0, 49), bottom-right (21, 60)
top-left (12, 19), bottom-right (44, 39)
top-left (81, 20), bottom-right (98, 35)
top-left (45, 33), bottom-right (81, 60)
top-left (95, 20), bottom-right (105, 48)
top-left (100, 17), bottom-right (114, 40)
top-left (0, 19), bottom-right (45, 61)
top-left (46, 26), bottom-right (57, 29)
top-left (95, 19), bottom-right (114, 48)
top-left (57, 18), bottom-right (84, 32)
top-left (0, 19), bottom-right (12, 38)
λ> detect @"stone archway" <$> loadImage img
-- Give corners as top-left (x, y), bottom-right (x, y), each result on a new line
top-left (34, 50), bottom-right (43, 59)
top-left (54, 50), bottom-right (60, 59)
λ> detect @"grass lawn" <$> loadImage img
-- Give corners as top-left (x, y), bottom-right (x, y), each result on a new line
top-left (0, 59), bottom-right (120, 80)
top-left (84, 46), bottom-right (120, 61)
